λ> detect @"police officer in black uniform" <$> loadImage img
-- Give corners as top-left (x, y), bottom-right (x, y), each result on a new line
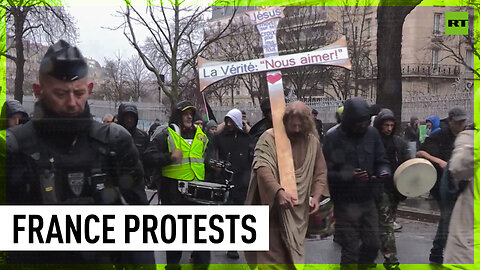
top-left (5, 40), bottom-right (155, 266)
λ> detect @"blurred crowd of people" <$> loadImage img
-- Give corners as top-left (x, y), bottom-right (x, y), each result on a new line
top-left (1, 39), bottom-right (475, 270)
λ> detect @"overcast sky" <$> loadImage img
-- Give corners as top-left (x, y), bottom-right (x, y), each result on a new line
top-left (67, 3), bottom-right (212, 66)
top-left (67, 6), bottom-right (140, 66)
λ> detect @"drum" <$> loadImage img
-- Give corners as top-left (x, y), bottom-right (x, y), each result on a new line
top-left (178, 180), bottom-right (232, 205)
top-left (394, 158), bottom-right (437, 197)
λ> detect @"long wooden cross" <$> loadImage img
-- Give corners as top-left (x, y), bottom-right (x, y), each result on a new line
top-left (198, 7), bottom-right (351, 204)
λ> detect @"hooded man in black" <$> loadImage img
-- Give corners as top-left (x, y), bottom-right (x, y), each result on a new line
top-left (249, 98), bottom-right (273, 150)
top-left (323, 97), bottom-right (390, 269)
top-left (117, 102), bottom-right (149, 155)
top-left (373, 109), bottom-right (410, 270)
top-left (4, 100), bottom-right (29, 129)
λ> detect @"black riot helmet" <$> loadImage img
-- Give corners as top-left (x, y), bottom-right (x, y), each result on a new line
top-left (39, 40), bottom-right (88, 81)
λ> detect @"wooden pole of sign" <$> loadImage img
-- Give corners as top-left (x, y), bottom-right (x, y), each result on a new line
top-left (248, 7), bottom-right (298, 204)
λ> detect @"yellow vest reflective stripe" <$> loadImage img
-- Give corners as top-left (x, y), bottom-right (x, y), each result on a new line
top-left (161, 126), bottom-right (208, 181)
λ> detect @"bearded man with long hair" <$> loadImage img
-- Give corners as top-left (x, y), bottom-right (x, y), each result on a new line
top-left (245, 101), bottom-right (329, 267)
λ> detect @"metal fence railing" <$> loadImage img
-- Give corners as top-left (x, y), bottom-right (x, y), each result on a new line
top-left (401, 91), bottom-right (473, 122)
top-left (12, 90), bottom-right (473, 131)
top-left (213, 92), bottom-right (473, 124)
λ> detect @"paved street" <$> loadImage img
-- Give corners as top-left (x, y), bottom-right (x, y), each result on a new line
top-left (146, 190), bottom-right (438, 267)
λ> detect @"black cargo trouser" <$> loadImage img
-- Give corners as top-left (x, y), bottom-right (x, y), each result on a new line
top-left (334, 199), bottom-right (381, 265)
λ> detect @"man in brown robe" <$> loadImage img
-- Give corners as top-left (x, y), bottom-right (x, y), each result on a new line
top-left (245, 101), bottom-right (329, 268)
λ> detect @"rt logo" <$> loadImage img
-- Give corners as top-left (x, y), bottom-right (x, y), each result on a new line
top-left (445, 12), bottom-right (469, 35)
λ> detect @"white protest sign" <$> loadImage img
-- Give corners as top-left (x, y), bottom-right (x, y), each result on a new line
top-left (199, 38), bottom-right (350, 91)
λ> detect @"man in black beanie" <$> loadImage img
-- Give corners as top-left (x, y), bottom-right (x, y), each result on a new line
top-left (311, 108), bottom-right (324, 142)
top-left (5, 40), bottom-right (154, 266)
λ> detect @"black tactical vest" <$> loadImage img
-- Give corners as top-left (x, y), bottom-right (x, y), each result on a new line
top-left (8, 121), bottom-right (122, 205)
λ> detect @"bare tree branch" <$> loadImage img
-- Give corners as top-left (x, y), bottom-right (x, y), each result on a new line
top-left (430, 5), bottom-right (478, 78)
top-left (5, 1), bottom-right (77, 102)
top-left (118, 0), bottom-right (238, 109)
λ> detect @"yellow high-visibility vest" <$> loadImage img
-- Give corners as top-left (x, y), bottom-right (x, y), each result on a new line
top-left (161, 126), bottom-right (208, 181)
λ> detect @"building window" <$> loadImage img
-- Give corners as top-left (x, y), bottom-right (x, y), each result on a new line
top-left (363, 56), bottom-right (372, 76)
top-left (469, 14), bottom-right (474, 35)
top-left (466, 50), bottom-right (474, 72)
top-left (236, 90), bottom-right (240, 95)
top-left (428, 83), bottom-right (438, 95)
top-left (432, 49), bottom-right (439, 71)
top-left (343, 25), bottom-right (348, 36)
top-left (366, 19), bottom-right (371, 39)
top-left (433, 13), bottom-right (441, 34)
